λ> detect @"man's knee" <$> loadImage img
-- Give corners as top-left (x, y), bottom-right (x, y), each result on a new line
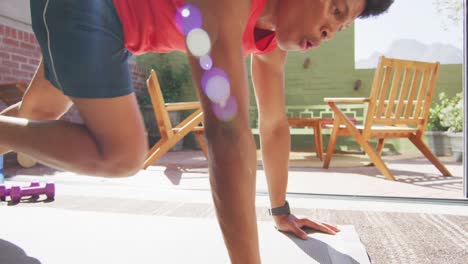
top-left (98, 138), bottom-right (148, 177)
top-left (19, 104), bottom-right (66, 120)
top-left (19, 79), bottom-right (72, 120)
top-left (101, 156), bottom-right (144, 177)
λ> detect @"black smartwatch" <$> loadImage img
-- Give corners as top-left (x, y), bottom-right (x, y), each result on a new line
top-left (268, 200), bottom-right (290, 216)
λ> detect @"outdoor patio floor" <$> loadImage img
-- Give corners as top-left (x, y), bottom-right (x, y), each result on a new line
top-left (2, 150), bottom-right (467, 264)
top-left (4, 149), bottom-right (465, 200)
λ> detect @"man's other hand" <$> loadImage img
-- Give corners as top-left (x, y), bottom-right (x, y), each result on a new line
top-left (273, 213), bottom-right (341, 240)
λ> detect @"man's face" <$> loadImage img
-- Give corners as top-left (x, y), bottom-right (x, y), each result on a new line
top-left (275, 0), bottom-right (366, 51)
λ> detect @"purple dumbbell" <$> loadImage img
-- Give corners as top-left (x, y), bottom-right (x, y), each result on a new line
top-left (0, 185), bottom-right (7, 201)
top-left (0, 182), bottom-right (40, 201)
top-left (10, 182), bottom-right (55, 203)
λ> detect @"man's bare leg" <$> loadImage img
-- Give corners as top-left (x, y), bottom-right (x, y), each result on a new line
top-left (0, 59), bottom-right (73, 154)
top-left (0, 94), bottom-right (147, 177)
top-left (0, 61), bottom-right (148, 177)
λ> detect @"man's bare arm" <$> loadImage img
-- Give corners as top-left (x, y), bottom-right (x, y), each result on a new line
top-left (251, 47), bottom-right (289, 209)
top-left (184, 1), bottom-right (260, 263)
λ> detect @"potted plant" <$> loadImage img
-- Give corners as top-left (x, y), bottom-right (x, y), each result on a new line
top-left (439, 92), bottom-right (463, 162)
top-left (425, 92), bottom-right (451, 156)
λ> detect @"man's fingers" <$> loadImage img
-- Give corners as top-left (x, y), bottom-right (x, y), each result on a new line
top-left (323, 223), bottom-right (341, 232)
top-left (291, 222), bottom-right (308, 240)
top-left (300, 218), bottom-right (337, 235)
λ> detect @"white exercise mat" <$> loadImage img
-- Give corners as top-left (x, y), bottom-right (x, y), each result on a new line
top-left (0, 207), bottom-right (369, 264)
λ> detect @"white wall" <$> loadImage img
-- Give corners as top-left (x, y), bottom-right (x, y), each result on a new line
top-left (0, 0), bottom-right (32, 32)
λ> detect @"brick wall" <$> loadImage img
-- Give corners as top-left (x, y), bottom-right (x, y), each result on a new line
top-left (129, 62), bottom-right (147, 95)
top-left (0, 24), bottom-right (40, 83)
top-left (0, 24), bottom-right (148, 123)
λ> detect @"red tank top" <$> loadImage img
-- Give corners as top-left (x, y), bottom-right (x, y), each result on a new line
top-left (112, 0), bottom-right (277, 56)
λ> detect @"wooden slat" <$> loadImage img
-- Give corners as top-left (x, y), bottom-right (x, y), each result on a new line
top-left (147, 70), bottom-right (174, 138)
top-left (323, 97), bottom-right (370, 103)
top-left (377, 99), bottom-right (420, 105)
top-left (413, 68), bottom-right (431, 119)
top-left (363, 56), bottom-right (385, 136)
top-left (382, 100), bottom-right (418, 105)
top-left (165, 102), bottom-right (201, 111)
top-left (372, 118), bottom-right (422, 126)
top-left (368, 131), bottom-right (416, 138)
top-left (287, 118), bottom-right (321, 127)
top-left (404, 69), bottom-right (421, 119)
top-left (419, 63), bottom-right (440, 132)
top-left (383, 57), bottom-right (437, 69)
top-left (352, 124), bottom-right (417, 132)
top-left (172, 109), bottom-right (203, 130)
top-left (395, 68), bottom-right (413, 118)
top-left (374, 66), bottom-right (393, 119)
top-left (385, 66), bottom-right (403, 118)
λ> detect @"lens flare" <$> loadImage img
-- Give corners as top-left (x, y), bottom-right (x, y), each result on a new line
top-left (186, 28), bottom-right (211, 57)
top-left (201, 67), bottom-right (230, 103)
top-left (201, 67), bottom-right (228, 89)
top-left (181, 8), bottom-right (190, 17)
top-left (176, 3), bottom-right (236, 122)
top-left (175, 4), bottom-right (202, 35)
top-left (212, 96), bottom-right (238, 121)
top-left (199, 55), bottom-right (213, 70)
top-left (205, 75), bottom-right (230, 106)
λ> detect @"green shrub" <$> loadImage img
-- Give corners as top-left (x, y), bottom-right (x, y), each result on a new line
top-left (150, 55), bottom-right (191, 103)
top-left (427, 92), bottom-right (451, 131)
top-left (440, 92), bottom-right (463, 132)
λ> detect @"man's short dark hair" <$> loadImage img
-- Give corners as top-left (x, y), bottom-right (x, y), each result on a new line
top-left (359, 0), bottom-right (394, 18)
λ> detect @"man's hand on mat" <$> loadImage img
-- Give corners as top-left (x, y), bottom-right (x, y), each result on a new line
top-left (273, 214), bottom-right (340, 240)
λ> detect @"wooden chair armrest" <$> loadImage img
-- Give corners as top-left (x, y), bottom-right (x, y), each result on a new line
top-left (327, 104), bottom-right (360, 128)
top-left (323, 97), bottom-right (370, 103)
top-left (165, 102), bottom-right (201, 111)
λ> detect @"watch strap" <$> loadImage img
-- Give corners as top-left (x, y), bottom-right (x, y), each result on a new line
top-left (268, 200), bottom-right (290, 216)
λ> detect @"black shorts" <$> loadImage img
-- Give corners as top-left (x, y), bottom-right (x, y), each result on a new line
top-left (30, 0), bottom-right (134, 98)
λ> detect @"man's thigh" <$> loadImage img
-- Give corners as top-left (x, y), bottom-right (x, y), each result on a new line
top-left (70, 94), bottom-right (148, 159)
top-left (20, 59), bottom-right (73, 119)
top-left (30, 0), bottom-right (132, 99)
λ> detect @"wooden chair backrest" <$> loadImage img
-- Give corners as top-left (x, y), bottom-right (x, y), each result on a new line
top-left (146, 69), bottom-right (174, 139)
top-left (365, 56), bottom-right (440, 131)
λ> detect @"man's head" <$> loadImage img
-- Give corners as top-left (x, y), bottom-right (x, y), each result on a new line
top-left (274, 0), bottom-right (394, 51)
top-left (359, 0), bottom-right (394, 18)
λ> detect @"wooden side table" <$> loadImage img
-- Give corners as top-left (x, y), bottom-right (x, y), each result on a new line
top-left (288, 118), bottom-right (325, 160)
top-left (288, 117), bottom-right (358, 161)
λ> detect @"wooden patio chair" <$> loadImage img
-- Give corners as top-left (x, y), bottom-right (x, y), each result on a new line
top-left (322, 56), bottom-right (452, 181)
top-left (143, 69), bottom-right (207, 169)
